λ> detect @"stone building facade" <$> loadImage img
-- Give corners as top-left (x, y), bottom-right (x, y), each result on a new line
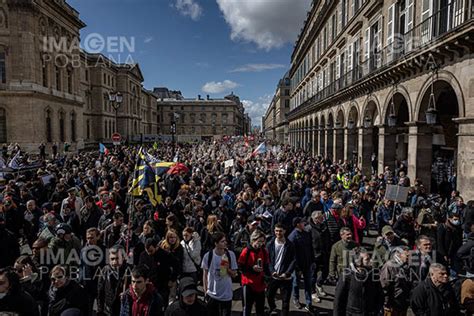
top-left (0, 0), bottom-right (86, 152)
top-left (263, 72), bottom-right (291, 143)
top-left (287, 0), bottom-right (474, 198)
top-left (78, 53), bottom-right (160, 147)
top-left (157, 92), bottom-right (247, 141)
top-left (0, 0), bottom-right (161, 151)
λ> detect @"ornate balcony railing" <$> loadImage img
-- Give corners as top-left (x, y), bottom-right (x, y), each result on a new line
top-left (289, 0), bottom-right (473, 118)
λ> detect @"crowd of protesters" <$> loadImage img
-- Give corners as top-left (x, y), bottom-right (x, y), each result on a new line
top-left (0, 137), bottom-right (472, 316)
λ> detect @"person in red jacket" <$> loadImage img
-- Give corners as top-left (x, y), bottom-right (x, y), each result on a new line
top-left (238, 229), bottom-right (269, 316)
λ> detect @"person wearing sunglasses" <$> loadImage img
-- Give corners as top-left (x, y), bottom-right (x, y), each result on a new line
top-left (0, 267), bottom-right (39, 316)
top-left (47, 265), bottom-right (88, 316)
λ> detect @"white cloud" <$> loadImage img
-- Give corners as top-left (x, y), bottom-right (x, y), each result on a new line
top-left (216, 0), bottom-right (312, 50)
top-left (230, 63), bottom-right (286, 73)
top-left (174, 0), bottom-right (203, 21)
top-left (242, 95), bottom-right (272, 127)
top-left (144, 36), bottom-right (154, 43)
top-left (202, 80), bottom-right (239, 94)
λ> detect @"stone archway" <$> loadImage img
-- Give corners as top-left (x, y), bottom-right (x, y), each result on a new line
top-left (380, 92), bottom-right (410, 174)
top-left (360, 101), bottom-right (379, 175)
top-left (411, 79), bottom-right (461, 196)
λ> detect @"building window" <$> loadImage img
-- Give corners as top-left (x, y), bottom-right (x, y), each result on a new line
top-left (103, 73), bottom-right (106, 84)
top-left (0, 108), bottom-right (6, 143)
top-left (59, 111), bottom-right (65, 142)
top-left (0, 52), bottom-right (5, 84)
top-left (285, 100), bottom-right (290, 108)
top-left (104, 121), bottom-right (108, 138)
top-left (42, 55), bottom-right (48, 87)
top-left (85, 69), bottom-right (89, 82)
top-left (67, 68), bottom-right (73, 94)
top-left (200, 113), bottom-right (206, 123)
top-left (55, 66), bottom-right (61, 91)
top-left (86, 120), bottom-right (90, 139)
top-left (70, 112), bottom-right (76, 142)
top-left (46, 109), bottom-right (52, 142)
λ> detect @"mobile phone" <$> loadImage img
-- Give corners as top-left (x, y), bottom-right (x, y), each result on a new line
top-left (257, 258), bottom-right (262, 268)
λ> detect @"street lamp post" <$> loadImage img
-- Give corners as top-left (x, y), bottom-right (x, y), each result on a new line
top-left (108, 91), bottom-right (123, 135)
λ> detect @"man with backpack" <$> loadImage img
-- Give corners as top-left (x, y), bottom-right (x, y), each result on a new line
top-left (201, 232), bottom-right (238, 316)
top-left (238, 229), bottom-right (269, 316)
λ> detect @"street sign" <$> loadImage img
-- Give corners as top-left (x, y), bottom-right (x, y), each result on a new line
top-left (112, 133), bottom-right (121, 145)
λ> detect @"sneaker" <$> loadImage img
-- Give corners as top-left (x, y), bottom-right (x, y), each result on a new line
top-left (270, 310), bottom-right (279, 316)
top-left (293, 298), bottom-right (303, 309)
top-left (315, 285), bottom-right (327, 297)
top-left (311, 293), bottom-right (321, 303)
top-left (304, 306), bottom-right (313, 313)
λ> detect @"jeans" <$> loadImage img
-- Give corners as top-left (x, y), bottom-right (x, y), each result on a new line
top-left (292, 266), bottom-right (313, 307)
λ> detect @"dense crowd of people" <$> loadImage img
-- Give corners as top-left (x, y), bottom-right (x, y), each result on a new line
top-left (0, 138), bottom-right (472, 316)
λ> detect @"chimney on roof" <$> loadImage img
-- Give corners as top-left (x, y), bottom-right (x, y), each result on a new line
top-left (197, 94), bottom-right (201, 100)
top-left (206, 95), bottom-right (210, 100)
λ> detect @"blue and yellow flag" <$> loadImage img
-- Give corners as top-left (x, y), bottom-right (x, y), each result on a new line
top-left (129, 147), bottom-right (161, 206)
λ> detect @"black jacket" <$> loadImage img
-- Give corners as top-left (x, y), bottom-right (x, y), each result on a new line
top-left (266, 237), bottom-right (296, 276)
top-left (139, 248), bottom-right (173, 288)
top-left (0, 287), bottom-right (39, 316)
top-left (97, 264), bottom-right (128, 316)
top-left (48, 280), bottom-right (88, 316)
top-left (393, 217), bottom-right (416, 246)
top-left (436, 222), bottom-right (463, 261)
top-left (380, 259), bottom-right (413, 310)
top-left (288, 228), bottom-right (314, 271)
top-left (456, 233), bottom-right (474, 273)
top-left (309, 219), bottom-right (331, 262)
top-left (334, 266), bottom-right (384, 316)
top-left (410, 277), bottom-right (460, 316)
top-left (164, 299), bottom-right (207, 316)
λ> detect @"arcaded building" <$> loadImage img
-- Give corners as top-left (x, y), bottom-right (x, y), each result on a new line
top-left (287, 0), bottom-right (474, 198)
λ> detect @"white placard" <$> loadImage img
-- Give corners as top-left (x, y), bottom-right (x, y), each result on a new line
top-left (224, 159), bottom-right (234, 168)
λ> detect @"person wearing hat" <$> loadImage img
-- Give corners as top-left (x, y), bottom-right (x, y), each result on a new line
top-left (222, 185), bottom-right (234, 209)
top-left (49, 223), bottom-right (81, 265)
top-left (393, 207), bottom-right (416, 247)
top-left (164, 277), bottom-right (206, 316)
top-left (288, 217), bottom-right (314, 312)
top-left (60, 187), bottom-right (83, 222)
top-left (372, 225), bottom-right (406, 269)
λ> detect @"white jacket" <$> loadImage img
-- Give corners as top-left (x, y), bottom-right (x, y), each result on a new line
top-left (181, 237), bottom-right (202, 273)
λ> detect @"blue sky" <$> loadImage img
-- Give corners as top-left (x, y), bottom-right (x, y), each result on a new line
top-left (68, 0), bottom-right (312, 126)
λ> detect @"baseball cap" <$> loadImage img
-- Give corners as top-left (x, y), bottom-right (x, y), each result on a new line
top-left (180, 277), bottom-right (198, 297)
top-left (382, 225), bottom-right (395, 236)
